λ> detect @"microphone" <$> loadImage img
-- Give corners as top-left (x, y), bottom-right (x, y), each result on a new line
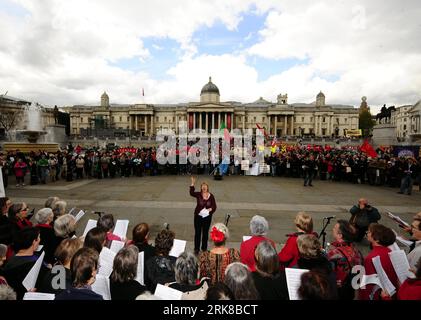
top-left (323, 215), bottom-right (336, 220)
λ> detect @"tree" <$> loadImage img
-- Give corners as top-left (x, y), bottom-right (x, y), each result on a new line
top-left (0, 111), bottom-right (18, 139)
top-left (359, 109), bottom-right (376, 137)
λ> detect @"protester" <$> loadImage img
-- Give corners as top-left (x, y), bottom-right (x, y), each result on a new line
top-left (97, 213), bottom-right (122, 245)
top-left (205, 282), bottom-right (234, 300)
top-left (240, 215), bottom-right (276, 271)
top-left (55, 247), bottom-right (103, 300)
top-left (199, 223), bottom-right (240, 285)
top-left (278, 212), bottom-right (316, 269)
top-left (327, 220), bottom-right (363, 300)
top-left (349, 198), bottom-right (381, 242)
top-left (131, 223), bottom-right (156, 262)
top-left (359, 223), bottom-right (398, 300)
top-left (110, 245), bottom-right (146, 300)
top-left (296, 234), bottom-right (338, 298)
top-left (298, 271), bottom-right (337, 300)
top-left (13, 158), bottom-right (27, 187)
top-left (145, 229), bottom-right (176, 293)
top-left (224, 262), bottom-right (259, 300)
top-left (34, 208), bottom-right (57, 264)
top-left (83, 227), bottom-right (107, 254)
top-left (190, 176), bottom-right (217, 254)
top-left (40, 238), bottom-right (83, 294)
top-left (252, 240), bottom-right (288, 300)
top-left (1, 227), bottom-right (49, 299)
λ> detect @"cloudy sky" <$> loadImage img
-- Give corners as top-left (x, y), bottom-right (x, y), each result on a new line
top-left (0, 0), bottom-right (420, 113)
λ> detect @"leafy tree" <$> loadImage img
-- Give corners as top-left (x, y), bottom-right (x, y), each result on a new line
top-left (359, 109), bottom-right (375, 137)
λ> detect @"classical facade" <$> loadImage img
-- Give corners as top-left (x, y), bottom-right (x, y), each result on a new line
top-left (65, 78), bottom-right (360, 138)
top-left (408, 99), bottom-right (421, 137)
top-left (391, 105), bottom-right (412, 138)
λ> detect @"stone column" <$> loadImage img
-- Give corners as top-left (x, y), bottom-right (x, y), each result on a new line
top-left (212, 113), bottom-right (215, 131)
top-left (274, 116), bottom-right (277, 136)
top-left (268, 116), bottom-right (271, 135)
top-left (151, 114), bottom-right (154, 135)
top-left (135, 115), bottom-right (138, 132)
top-left (145, 115), bottom-right (148, 135)
top-left (193, 113), bottom-right (196, 130)
top-left (218, 112), bottom-right (221, 129)
top-left (242, 114), bottom-right (245, 132)
top-left (206, 113), bottom-right (209, 133)
top-left (284, 115), bottom-right (288, 136)
top-left (290, 115), bottom-right (294, 135)
top-left (224, 113), bottom-right (227, 127)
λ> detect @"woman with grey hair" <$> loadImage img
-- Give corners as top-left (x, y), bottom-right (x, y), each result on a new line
top-left (0, 243), bottom-right (8, 285)
top-left (199, 223), bottom-right (240, 285)
top-left (44, 196), bottom-right (60, 209)
top-left (52, 214), bottom-right (77, 253)
top-left (110, 245), bottom-right (146, 300)
top-left (240, 215), bottom-right (276, 271)
top-left (252, 240), bottom-right (288, 300)
top-left (224, 262), bottom-right (259, 300)
top-left (34, 208), bottom-right (57, 264)
top-left (169, 252), bottom-right (208, 297)
top-left (0, 285), bottom-right (17, 300)
top-left (52, 200), bottom-right (67, 218)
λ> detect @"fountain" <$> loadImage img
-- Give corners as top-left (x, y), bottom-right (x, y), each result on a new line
top-left (3, 102), bottom-right (60, 153)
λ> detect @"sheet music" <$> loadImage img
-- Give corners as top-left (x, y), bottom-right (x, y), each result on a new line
top-left (113, 220), bottom-right (129, 239)
top-left (388, 242), bottom-right (400, 252)
top-left (82, 219), bottom-right (97, 238)
top-left (0, 166), bottom-right (5, 197)
top-left (23, 292), bottom-right (55, 300)
top-left (285, 268), bottom-right (309, 300)
top-left (389, 250), bottom-right (415, 284)
top-left (360, 274), bottom-right (382, 288)
top-left (387, 212), bottom-right (410, 228)
top-left (169, 239), bottom-right (186, 258)
top-left (74, 210), bottom-right (85, 223)
top-left (109, 240), bottom-right (125, 253)
top-left (135, 251), bottom-right (145, 286)
top-left (35, 245), bottom-right (44, 252)
top-left (198, 208), bottom-right (209, 218)
top-left (98, 247), bottom-right (116, 278)
top-left (242, 236), bottom-right (252, 242)
top-left (91, 274), bottom-right (111, 300)
top-left (154, 284), bottom-right (183, 300)
top-left (372, 255), bottom-right (396, 296)
top-left (396, 236), bottom-right (413, 247)
top-left (22, 251), bottom-right (45, 291)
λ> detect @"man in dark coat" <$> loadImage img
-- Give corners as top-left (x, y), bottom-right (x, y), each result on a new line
top-left (349, 198), bottom-right (381, 242)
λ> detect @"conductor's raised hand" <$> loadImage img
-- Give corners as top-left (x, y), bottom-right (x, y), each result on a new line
top-left (190, 176), bottom-right (196, 186)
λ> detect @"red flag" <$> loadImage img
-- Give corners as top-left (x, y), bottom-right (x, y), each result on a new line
top-left (360, 140), bottom-right (377, 158)
top-left (256, 123), bottom-right (268, 138)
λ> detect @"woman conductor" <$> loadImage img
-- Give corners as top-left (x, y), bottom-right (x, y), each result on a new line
top-left (190, 176), bottom-right (217, 254)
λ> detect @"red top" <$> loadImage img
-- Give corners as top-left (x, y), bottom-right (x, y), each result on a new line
top-left (240, 235), bottom-right (276, 272)
top-left (397, 279), bottom-right (421, 300)
top-left (14, 162), bottom-right (27, 177)
top-left (359, 246), bottom-right (399, 300)
top-left (278, 232), bottom-right (317, 269)
top-left (16, 218), bottom-right (33, 229)
top-left (189, 186), bottom-right (217, 216)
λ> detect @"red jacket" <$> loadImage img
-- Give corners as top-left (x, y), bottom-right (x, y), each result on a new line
top-left (278, 232), bottom-right (318, 269)
top-left (240, 236), bottom-right (276, 272)
top-left (14, 162), bottom-right (27, 177)
top-left (359, 246), bottom-right (399, 300)
top-left (397, 279), bottom-right (421, 300)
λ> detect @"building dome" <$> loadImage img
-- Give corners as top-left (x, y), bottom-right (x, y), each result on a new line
top-left (201, 77), bottom-right (220, 95)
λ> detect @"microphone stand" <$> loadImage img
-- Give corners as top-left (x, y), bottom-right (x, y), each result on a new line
top-left (318, 217), bottom-right (334, 249)
top-left (224, 214), bottom-right (231, 227)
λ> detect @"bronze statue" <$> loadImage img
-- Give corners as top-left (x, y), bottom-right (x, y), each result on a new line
top-left (53, 105), bottom-right (59, 124)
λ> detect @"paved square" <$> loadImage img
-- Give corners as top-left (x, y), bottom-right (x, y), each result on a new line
top-left (5, 175), bottom-right (421, 255)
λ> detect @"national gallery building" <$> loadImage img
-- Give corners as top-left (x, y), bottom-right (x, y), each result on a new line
top-left (64, 78), bottom-right (360, 138)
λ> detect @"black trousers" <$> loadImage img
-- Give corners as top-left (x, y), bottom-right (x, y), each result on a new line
top-left (194, 214), bottom-right (212, 251)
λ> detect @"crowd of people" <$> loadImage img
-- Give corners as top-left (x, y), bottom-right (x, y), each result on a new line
top-left (0, 195), bottom-right (420, 300)
top-left (1, 143), bottom-right (420, 195)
